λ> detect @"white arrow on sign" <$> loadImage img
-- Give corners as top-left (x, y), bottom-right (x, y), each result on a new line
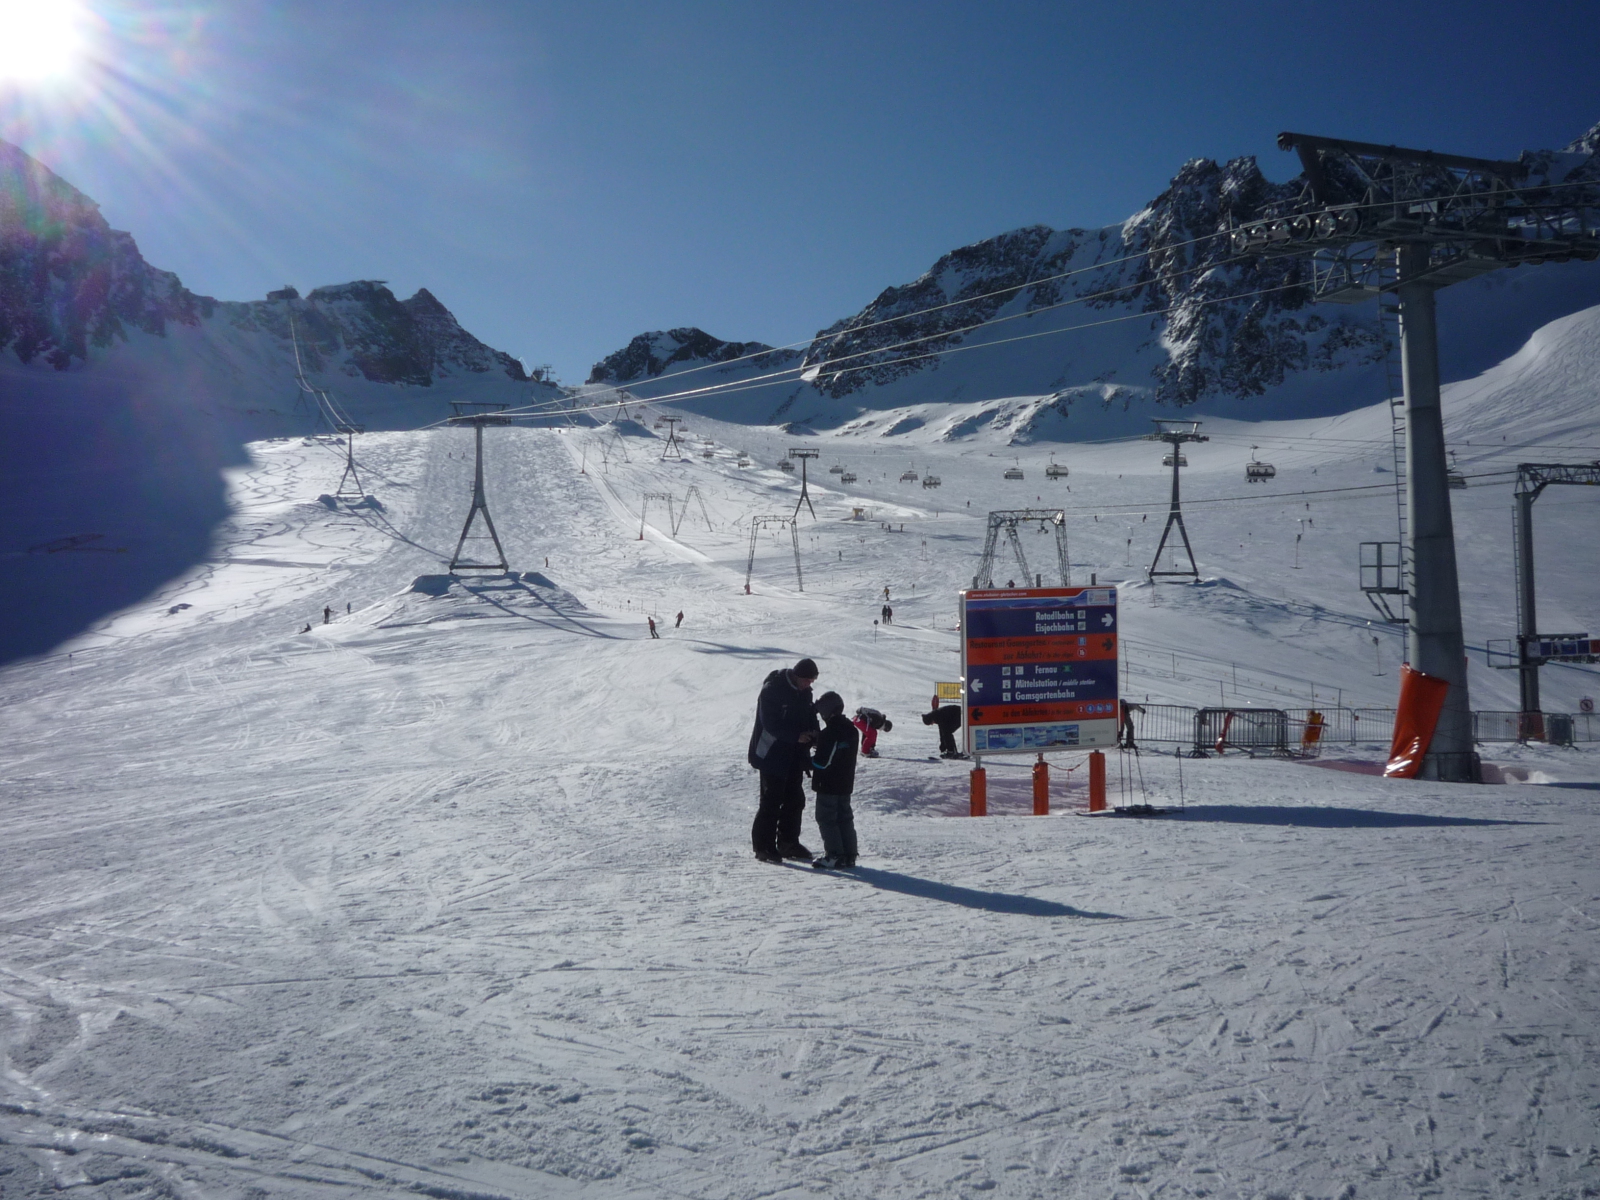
top-left (969, 678), bottom-right (984, 693)
top-left (1101, 613), bottom-right (1114, 627)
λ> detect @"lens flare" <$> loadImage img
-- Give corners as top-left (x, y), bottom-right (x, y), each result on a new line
top-left (0, 0), bottom-right (87, 83)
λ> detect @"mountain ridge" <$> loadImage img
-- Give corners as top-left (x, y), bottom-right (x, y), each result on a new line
top-left (589, 120), bottom-right (1600, 434)
top-left (0, 139), bottom-right (530, 393)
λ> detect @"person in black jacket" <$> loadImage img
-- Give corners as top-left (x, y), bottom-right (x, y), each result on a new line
top-left (809, 691), bottom-right (860, 869)
top-left (747, 658), bottom-right (821, 862)
top-left (922, 696), bottom-right (965, 758)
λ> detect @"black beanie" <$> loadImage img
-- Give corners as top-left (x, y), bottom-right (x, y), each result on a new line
top-left (815, 691), bottom-right (845, 718)
top-left (793, 657), bottom-right (819, 679)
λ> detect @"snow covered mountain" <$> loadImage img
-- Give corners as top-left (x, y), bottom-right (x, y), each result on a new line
top-left (0, 140), bottom-right (559, 664)
top-left (591, 121), bottom-right (1600, 437)
top-left (0, 138), bottom-right (545, 418)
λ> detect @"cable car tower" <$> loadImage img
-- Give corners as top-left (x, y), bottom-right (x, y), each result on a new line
top-left (659, 417), bottom-right (687, 460)
top-left (447, 402), bottom-right (512, 574)
top-left (1146, 419), bottom-right (1208, 583)
top-left (334, 424), bottom-right (366, 499)
top-left (788, 447), bottom-right (820, 519)
top-left (1230, 130), bottom-right (1600, 780)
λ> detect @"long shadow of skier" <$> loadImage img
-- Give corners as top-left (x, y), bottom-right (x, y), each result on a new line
top-left (831, 867), bottom-right (1121, 919)
top-left (1174, 805), bottom-right (1540, 828)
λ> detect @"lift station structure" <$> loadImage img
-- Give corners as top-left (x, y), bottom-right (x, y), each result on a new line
top-left (1232, 130), bottom-right (1600, 781)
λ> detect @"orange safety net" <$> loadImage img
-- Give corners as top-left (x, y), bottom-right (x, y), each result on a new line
top-left (1384, 665), bottom-right (1451, 778)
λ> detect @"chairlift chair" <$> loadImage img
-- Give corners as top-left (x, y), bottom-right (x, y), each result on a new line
top-left (777, 458), bottom-right (795, 472)
top-left (922, 474), bottom-right (942, 488)
top-left (1045, 461), bottom-right (1069, 479)
top-left (1162, 452), bottom-right (1188, 467)
top-left (829, 463), bottom-right (844, 474)
top-left (840, 470), bottom-right (857, 483)
top-left (1003, 466), bottom-right (1026, 480)
top-left (900, 469), bottom-right (919, 482)
top-left (737, 455), bottom-right (752, 467)
top-left (700, 448), bottom-right (715, 458)
top-left (1245, 445), bottom-right (1276, 482)
top-left (1447, 470), bottom-right (1467, 489)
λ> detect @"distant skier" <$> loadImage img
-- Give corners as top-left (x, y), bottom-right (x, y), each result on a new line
top-left (852, 706), bottom-right (892, 758)
top-left (922, 696), bottom-right (965, 759)
top-left (675, 610), bottom-right (684, 628)
top-left (883, 586), bottom-right (890, 601)
top-left (300, 623), bottom-right (311, 633)
top-left (323, 606), bottom-right (332, 624)
top-left (648, 616), bottom-right (659, 639)
top-left (748, 658), bottom-right (821, 862)
top-left (809, 691), bottom-right (860, 870)
top-left (884, 605), bottom-right (893, 624)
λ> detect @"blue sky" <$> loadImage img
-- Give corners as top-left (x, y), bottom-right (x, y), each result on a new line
top-left (5, 0), bottom-right (1598, 382)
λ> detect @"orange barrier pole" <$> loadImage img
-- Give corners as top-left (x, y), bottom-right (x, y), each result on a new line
top-left (970, 766), bottom-right (987, 817)
top-left (1032, 755), bottom-right (1049, 815)
top-left (1214, 710), bottom-right (1234, 755)
top-left (1088, 751), bottom-right (1106, 812)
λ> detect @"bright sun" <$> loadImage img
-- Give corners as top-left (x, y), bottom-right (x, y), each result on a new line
top-left (0, 0), bottom-right (87, 84)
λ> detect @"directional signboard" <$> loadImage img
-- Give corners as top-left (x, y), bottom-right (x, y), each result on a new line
top-left (959, 586), bottom-right (1119, 755)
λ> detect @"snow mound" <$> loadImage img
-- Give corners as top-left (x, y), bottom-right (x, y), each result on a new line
top-left (383, 571), bottom-right (591, 626)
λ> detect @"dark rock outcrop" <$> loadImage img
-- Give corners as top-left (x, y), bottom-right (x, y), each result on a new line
top-left (588, 327), bottom-right (800, 384)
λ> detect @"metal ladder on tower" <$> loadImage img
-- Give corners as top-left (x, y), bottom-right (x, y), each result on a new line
top-left (1377, 254), bottom-right (1410, 663)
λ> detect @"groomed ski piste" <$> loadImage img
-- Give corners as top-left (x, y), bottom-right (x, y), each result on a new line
top-left (2, 307), bottom-right (1598, 1200)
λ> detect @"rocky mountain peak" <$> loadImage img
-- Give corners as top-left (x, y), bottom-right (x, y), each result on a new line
top-left (588, 327), bottom-right (799, 385)
top-left (1, 140), bottom-right (528, 387)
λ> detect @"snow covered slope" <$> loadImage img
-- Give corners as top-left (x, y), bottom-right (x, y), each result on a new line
top-left (0, 140), bottom-right (566, 662)
top-left (590, 121), bottom-right (1600, 434)
top-left (2, 296), bottom-right (1597, 1198)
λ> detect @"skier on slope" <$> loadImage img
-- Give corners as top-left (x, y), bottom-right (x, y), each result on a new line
top-left (675, 610), bottom-right (684, 628)
top-left (747, 658), bottom-right (821, 863)
top-left (648, 616), bottom-right (659, 639)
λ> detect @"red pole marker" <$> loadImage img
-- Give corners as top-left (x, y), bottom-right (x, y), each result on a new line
top-left (970, 767), bottom-right (987, 817)
top-left (1088, 751), bottom-right (1106, 812)
top-left (1032, 755), bottom-right (1049, 815)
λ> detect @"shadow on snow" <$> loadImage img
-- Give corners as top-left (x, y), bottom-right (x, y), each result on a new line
top-left (828, 866), bottom-right (1122, 919)
top-left (1173, 805), bottom-right (1542, 828)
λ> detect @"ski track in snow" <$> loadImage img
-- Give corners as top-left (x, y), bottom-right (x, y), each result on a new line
top-left (3, 355), bottom-right (1600, 1199)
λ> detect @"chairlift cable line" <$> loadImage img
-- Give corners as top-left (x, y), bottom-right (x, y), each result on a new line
top-left (507, 172), bottom-right (1600, 420)
top-left (455, 275), bottom-right (1315, 432)
top-left (507, 250), bottom-right (1319, 423)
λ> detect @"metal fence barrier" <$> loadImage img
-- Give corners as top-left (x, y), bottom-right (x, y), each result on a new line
top-left (1195, 707), bottom-right (1289, 754)
top-left (1127, 703), bottom-right (1593, 748)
